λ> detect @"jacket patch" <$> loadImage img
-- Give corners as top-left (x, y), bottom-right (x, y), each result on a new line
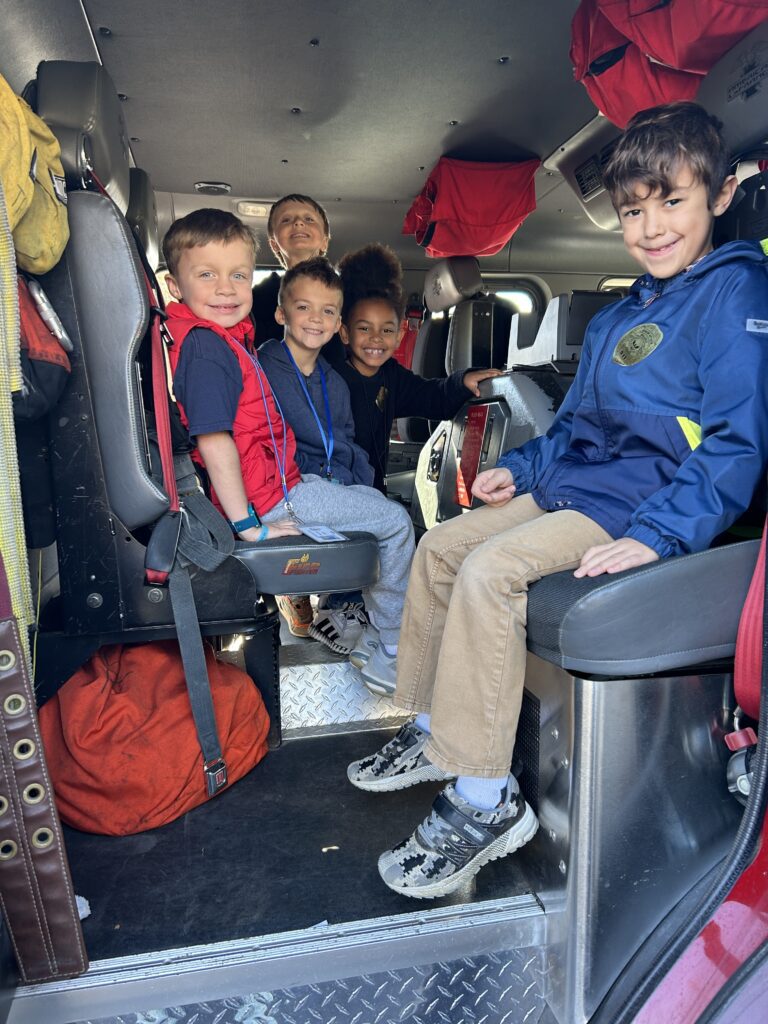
top-left (613, 323), bottom-right (663, 366)
top-left (746, 319), bottom-right (768, 334)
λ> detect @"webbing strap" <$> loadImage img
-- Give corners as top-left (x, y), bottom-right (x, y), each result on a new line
top-left (734, 518), bottom-right (767, 721)
top-left (168, 566), bottom-right (227, 795)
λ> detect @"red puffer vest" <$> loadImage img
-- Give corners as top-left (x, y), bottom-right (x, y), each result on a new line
top-left (165, 302), bottom-right (301, 517)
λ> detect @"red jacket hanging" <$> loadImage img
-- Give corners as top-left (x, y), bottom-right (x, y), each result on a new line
top-left (165, 302), bottom-right (301, 517)
top-left (596, 0), bottom-right (768, 75)
top-left (402, 156), bottom-right (539, 258)
top-left (570, 0), bottom-right (702, 127)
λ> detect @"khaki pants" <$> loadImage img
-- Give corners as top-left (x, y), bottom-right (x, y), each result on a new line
top-left (393, 495), bottom-right (611, 776)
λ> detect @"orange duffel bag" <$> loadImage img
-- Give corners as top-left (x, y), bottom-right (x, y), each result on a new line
top-left (39, 640), bottom-right (269, 835)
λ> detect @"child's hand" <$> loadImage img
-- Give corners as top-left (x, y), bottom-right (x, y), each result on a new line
top-left (264, 520), bottom-right (302, 539)
top-left (239, 519), bottom-right (301, 541)
top-left (463, 368), bottom-right (502, 396)
top-left (471, 468), bottom-right (516, 506)
top-left (574, 538), bottom-right (659, 578)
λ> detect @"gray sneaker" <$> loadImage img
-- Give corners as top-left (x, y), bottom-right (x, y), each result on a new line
top-left (360, 642), bottom-right (397, 696)
top-left (309, 603), bottom-right (367, 656)
top-left (347, 721), bottom-right (455, 793)
top-left (349, 623), bottom-right (379, 669)
top-left (378, 779), bottom-right (538, 899)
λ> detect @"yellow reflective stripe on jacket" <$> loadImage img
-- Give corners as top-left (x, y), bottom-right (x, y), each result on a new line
top-left (677, 416), bottom-right (702, 450)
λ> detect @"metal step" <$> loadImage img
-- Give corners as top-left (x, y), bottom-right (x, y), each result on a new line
top-left (279, 642), bottom-right (408, 737)
top-left (8, 894), bottom-right (548, 1024)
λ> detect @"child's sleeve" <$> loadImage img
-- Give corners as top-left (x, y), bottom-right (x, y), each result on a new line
top-left (390, 363), bottom-right (470, 420)
top-left (496, 334), bottom-right (594, 491)
top-left (625, 273), bottom-right (768, 558)
top-left (338, 380), bottom-right (375, 486)
top-left (172, 327), bottom-right (243, 437)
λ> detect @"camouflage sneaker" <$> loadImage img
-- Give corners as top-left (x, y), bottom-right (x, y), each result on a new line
top-left (377, 779), bottom-right (538, 899)
top-left (347, 721), bottom-right (454, 793)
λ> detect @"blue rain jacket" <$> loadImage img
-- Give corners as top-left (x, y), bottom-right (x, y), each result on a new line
top-left (498, 241), bottom-right (768, 557)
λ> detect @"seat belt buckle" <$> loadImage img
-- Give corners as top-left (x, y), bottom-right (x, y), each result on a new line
top-left (725, 726), bottom-right (757, 752)
top-left (204, 758), bottom-right (228, 796)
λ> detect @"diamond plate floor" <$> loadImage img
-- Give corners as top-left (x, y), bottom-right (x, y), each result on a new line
top-left (80, 950), bottom-right (549, 1024)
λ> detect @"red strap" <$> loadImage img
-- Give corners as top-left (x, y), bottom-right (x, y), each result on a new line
top-left (142, 274), bottom-right (179, 513)
top-left (733, 519), bottom-right (766, 721)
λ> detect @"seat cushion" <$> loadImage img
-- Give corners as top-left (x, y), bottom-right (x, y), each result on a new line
top-left (233, 531), bottom-right (379, 596)
top-left (526, 540), bottom-right (759, 676)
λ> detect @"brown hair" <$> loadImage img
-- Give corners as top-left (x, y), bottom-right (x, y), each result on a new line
top-left (278, 256), bottom-right (343, 307)
top-left (337, 244), bottom-right (405, 323)
top-left (603, 102), bottom-right (730, 209)
top-left (162, 208), bottom-right (257, 277)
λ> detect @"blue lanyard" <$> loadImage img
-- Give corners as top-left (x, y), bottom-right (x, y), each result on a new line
top-left (281, 341), bottom-right (335, 479)
top-left (243, 348), bottom-right (295, 513)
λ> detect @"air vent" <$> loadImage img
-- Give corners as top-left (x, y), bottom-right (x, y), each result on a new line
top-left (574, 139), bottom-right (619, 202)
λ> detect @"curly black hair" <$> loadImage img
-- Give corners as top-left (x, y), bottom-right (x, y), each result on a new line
top-left (337, 243), bottom-right (406, 323)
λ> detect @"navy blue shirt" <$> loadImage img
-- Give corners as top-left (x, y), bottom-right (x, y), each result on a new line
top-left (172, 327), bottom-right (242, 437)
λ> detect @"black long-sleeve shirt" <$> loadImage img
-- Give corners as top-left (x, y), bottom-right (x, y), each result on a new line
top-left (328, 355), bottom-right (470, 492)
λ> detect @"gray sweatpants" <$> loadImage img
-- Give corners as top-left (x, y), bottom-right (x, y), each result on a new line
top-left (262, 474), bottom-right (414, 646)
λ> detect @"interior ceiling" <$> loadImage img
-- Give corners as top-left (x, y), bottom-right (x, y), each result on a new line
top-left (2, 0), bottom-right (638, 275)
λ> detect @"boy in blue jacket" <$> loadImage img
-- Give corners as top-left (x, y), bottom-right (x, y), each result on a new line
top-left (348, 101), bottom-right (768, 899)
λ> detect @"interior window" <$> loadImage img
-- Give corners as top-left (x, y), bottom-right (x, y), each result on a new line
top-left (599, 276), bottom-right (635, 294)
top-left (494, 289), bottom-right (535, 314)
top-left (253, 268), bottom-right (284, 286)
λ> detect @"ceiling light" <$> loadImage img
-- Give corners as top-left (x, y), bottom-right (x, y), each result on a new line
top-left (237, 201), bottom-right (268, 218)
top-left (194, 181), bottom-right (231, 195)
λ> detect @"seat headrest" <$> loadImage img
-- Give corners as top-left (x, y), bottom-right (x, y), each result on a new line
top-left (126, 168), bottom-right (160, 271)
top-left (715, 169), bottom-right (768, 247)
top-left (36, 61), bottom-right (130, 213)
top-left (423, 257), bottom-right (483, 313)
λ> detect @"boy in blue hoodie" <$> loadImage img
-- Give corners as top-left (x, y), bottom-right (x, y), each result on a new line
top-left (347, 101), bottom-right (768, 900)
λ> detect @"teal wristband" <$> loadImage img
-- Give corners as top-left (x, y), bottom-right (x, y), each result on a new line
top-left (230, 502), bottom-right (261, 533)
top-left (256, 524), bottom-right (269, 542)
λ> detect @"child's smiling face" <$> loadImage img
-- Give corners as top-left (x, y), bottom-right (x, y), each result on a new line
top-left (269, 201), bottom-right (329, 268)
top-left (166, 239), bottom-right (254, 329)
top-left (618, 162), bottom-right (736, 280)
top-left (341, 298), bottom-right (405, 377)
top-left (276, 276), bottom-right (342, 362)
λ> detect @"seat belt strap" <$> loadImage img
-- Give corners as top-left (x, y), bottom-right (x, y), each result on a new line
top-left (167, 565), bottom-right (227, 795)
top-left (734, 518), bottom-right (767, 722)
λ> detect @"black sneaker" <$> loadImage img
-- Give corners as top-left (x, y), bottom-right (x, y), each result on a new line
top-left (377, 779), bottom-right (538, 899)
top-left (347, 721), bottom-right (455, 792)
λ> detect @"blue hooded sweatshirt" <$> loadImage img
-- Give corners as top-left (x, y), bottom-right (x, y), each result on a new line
top-left (498, 241), bottom-right (768, 558)
top-left (257, 338), bottom-right (375, 487)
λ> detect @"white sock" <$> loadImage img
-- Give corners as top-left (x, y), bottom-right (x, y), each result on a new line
top-left (455, 773), bottom-right (515, 811)
top-left (414, 713), bottom-right (431, 734)
top-left (382, 643), bottom-right (397, 657)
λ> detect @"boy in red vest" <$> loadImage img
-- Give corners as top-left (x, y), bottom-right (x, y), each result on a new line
top-left (162, 209), bottom-right (414, 668)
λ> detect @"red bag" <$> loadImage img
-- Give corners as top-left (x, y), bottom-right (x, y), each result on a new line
top-left (38, 641), bottom-right (270, 835)
top-left (402, 157), bottom-right (539, 258)
top-left (597, 0), bottom-right (768, 75)
top-left (571, 0), bottom-right (703, 127)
